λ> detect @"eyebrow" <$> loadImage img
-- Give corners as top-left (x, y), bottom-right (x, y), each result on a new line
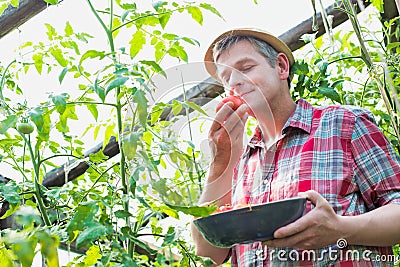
top-left (216, 57), bottom-right (256, 79)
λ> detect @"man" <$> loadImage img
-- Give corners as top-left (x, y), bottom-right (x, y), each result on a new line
top-left (191, 28), bottom-right (400, 266)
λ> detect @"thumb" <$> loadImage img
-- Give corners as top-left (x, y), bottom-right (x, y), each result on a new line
top-left (298, 190), bottom-right (325, 206)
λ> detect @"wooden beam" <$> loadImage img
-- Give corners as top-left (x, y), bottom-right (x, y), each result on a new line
top-left (0, 0), bottom-right (48, 39)
top-left (279, 0), bottom-right (370, 51)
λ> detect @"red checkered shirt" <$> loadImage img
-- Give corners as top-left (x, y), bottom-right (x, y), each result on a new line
top-left (230, 99), bottom-right (400, 267)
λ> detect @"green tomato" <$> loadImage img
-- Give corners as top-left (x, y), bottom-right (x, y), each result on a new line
top-left (17, 122), bottom-right (34, 134)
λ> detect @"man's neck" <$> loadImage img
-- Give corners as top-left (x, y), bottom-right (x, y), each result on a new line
top-left (257, 95), bottom-right (296, 146)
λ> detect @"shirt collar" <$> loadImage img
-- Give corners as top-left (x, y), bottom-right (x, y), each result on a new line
top-left (282, 98), bottom-right (313, 135)
top-left (247, 99), bottom-right (313, 148)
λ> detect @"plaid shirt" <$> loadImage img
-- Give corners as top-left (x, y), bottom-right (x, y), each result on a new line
top-left (230, 99), bottom-right (400, 267)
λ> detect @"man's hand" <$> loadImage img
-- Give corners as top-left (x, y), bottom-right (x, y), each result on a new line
top-left (208, 102), bottom-right (248, 178)
top-left (265, 190), bottom-right (344, 249)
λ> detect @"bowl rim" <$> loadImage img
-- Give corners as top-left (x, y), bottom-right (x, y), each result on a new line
top-left (194, 196), bottom-right (307, 221)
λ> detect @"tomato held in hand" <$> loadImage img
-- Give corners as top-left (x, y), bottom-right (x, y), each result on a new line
top-left (215, 95), bottom-right (244, 113)
top-left (16, 122), bottom-right (34, 134)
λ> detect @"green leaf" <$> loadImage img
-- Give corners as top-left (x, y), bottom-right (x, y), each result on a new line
top-left (122, 10), bottom-right (130, 22)
top-left (11, 0), bottom-right (19, 7)
top-left (140, 60), bottom-right (166, 77)
top-left (159, 13), bottom-right (171, 29)
top-left (32, 53), bottom-right (44, 74)
top-left (161, 227), bottom-right (176, 246)
top-left (55, 104), bottom-right (78, 133)
top-left (132, 90), bottom-right (148, 127)
top-left (45, 23), bottom-right (57, 40)
top-left (151, 103), bottom-right (167, 124)
top-left (128, 236), bottom-right (158, 255)
top-left (369, 0), bottom-right (383, 12)
top-left (93, 77), bottom-right (106, 103)
top-left (165, 203), bottom-right (217, 217)
top-left (105, 75), bottom-right (129, 94)
top-left (0, 247), bottom-right (14, 267)
top-left (50, 93), bottom-right (68, 114)
top-left (36, 231), bottom-right (59, 267)
top-left (44, 0), bottom-right (58, 4)
top-left (114, 210), bottom-right (133, 218)
top-left (66, 202), bottom-right (98, 235)
top-left (0, 181), bottom-right (20, 204)
top-left (318, 86), bottom-right (341, 103)
top-left (11, 238), bottom-right (36, 267)
top-left (87, 104), bottom-right (98, 121)
top-left (79, 50), bottom-right (106, 66)
top-left (50, 46), bottom-right (68, 67)
top-left (83, 246), bottom-right (102, 266)
top-left (111, 17), bottom-right (122, 38)
top-left (152, 1), bottom-right (167, 11)
top-left (183, 101), bottom-right (208, 116)
top-left (187, 6), bottom-right (203, 25)
top-left (199, 3), bottom-right (223, 18)
top-left (0, 4), bottom-right (8, 16)
top-left (386, 42), bottom-right (400, 51)
top-left (0, 202), bottom-right (20, 219)
top-left (0, 115), bottom-right (18, 134)
top-left (58, 67), bottom-right (68, 84)
top-left (129, 30), bottom-right (146, 57)
top-left (89, 150), bottom-right (109, 164)
top-left (76, 222), bottom-right (108, 249)
top-left (171, 100), bottom-right (182, 115)
top-left (181, 36), bottom-right (200, 46)
top-left (103, 123), bottom-right (116, 149)
top-left (83, 245), bottom-right (102, 266)
top-left (64, 21), bottom-right (74, 36)
top-left (122, 132), bottom-right (140, 160)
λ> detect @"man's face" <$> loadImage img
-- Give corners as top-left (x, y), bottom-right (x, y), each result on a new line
top-left (215, 40), bottom-right (287, 117)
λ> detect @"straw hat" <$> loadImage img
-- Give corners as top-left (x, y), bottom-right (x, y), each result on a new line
top-left (204, 28), bottom-right (295, 81)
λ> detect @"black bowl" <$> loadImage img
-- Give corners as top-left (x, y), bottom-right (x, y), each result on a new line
top-left (193, 197), bottom-right (307, 248)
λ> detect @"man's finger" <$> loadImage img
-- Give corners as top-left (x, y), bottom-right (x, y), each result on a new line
top-left (273, 214), bottom-right (309, 239)
top-left (209, 102), bottom-right (234, 132)
top-left (298, 190), bottom-right (326, 207)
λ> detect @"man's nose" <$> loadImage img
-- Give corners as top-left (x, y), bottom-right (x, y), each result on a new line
top-left (228, 69), bottom-right (244, 90)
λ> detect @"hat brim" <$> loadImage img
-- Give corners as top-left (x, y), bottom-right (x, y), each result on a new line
top-left (204, 28), bottom-right (295, 81)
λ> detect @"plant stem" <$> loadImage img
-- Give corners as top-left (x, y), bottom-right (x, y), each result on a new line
top-left (86, 0), bottom-right (132, 256)
top-left (22, 134), bottom-right (51, 226)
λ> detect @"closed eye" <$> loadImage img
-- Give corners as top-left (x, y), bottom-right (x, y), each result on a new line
top-left (240, 65), bottom-right (254, 72)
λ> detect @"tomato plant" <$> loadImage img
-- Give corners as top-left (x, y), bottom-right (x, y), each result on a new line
top-left (0, 1), bottom-right (223, 266)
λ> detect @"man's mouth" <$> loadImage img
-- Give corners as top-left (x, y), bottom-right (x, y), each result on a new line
top-left (240, 90), bottom-right (253, 98)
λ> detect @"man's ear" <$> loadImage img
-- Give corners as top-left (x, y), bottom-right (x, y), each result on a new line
top-left (276, 52), bottom-right (290, 81)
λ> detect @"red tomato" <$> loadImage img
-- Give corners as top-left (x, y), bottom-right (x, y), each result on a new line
top-left (233, 203), bottom-right (248, 209)
top-left (214, 204), bottom-right (233, 213)
top-left (215, 95), bottom-right (244, 113)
